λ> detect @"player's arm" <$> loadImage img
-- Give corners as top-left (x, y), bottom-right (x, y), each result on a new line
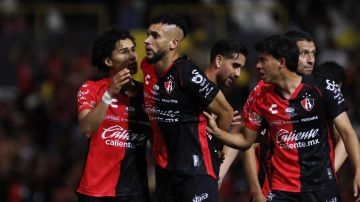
top-left (334, 127), bottom-right (348, 172)
top-left (204, 111), bottom-right (258, 150)
top-left (219, 146), bottom-right (239, 189)
top-left (79, 68), bottom-right (131, 138)
top-left (205, 90), bottom-right (233, 131)
top-left (240, 143), bottom-right (266, 202)
top-left (333, 112), bottom-right (360, 201)
top-left (218, 123), bottom-right (242, 188)
top-left (78, 102), bottom-right (110, 138)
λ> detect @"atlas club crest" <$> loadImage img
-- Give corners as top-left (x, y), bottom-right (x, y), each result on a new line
top-left (164, 76), bottom-right (175, 94)
top-left (301, 97), bottom-right (314, 111)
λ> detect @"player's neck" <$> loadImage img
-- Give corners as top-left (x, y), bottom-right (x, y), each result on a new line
top-left (276, 72), bottom-right (302, 99)
top-left (204, 66), bottom-right (217, 85)
top-left (155, 51), bottom-right (181, 75)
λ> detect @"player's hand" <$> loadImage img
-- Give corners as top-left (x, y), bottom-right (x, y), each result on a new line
top-left (203, 111), bottom-right (218, 135)
top-left (231, 110), bottom-right (242, 126)
top-left (108, 68), bottom-right (131, 96)
top-left (354, 169), bottom-right (360, 201)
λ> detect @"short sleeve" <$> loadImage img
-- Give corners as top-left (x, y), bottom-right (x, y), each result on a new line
top-left (322, 79), bottom-right (347, 120)
top-left (242, 88), bottom-right (265, 132)
top-left (177, 60), bottom-right (219, 107)
top-left (243, 102), bottom-right (263, 132)
top-left (241, 81), bottom-right (264, 120)
top-left (77, 81), bottom-right (98, 112)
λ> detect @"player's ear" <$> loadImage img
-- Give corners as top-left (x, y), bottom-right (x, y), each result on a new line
top-left (104, 57), bottom-right (113, 67)
top-left (170, 39), bottom-right (179, 50)
top-left (278, 58), bottom-right (285, 69)
top-left (215, 54), bottom-right (223, 68)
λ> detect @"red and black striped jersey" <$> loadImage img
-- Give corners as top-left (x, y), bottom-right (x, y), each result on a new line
top-left (76, 78), bottom-right (150, 197)
top-left (141, 56), bottom-right (221, 179)
top-left (243, 76), bottom-right (346, 192)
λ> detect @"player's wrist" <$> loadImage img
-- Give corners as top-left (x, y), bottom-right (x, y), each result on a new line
top-left (102, 90), bottom-right (113, 105)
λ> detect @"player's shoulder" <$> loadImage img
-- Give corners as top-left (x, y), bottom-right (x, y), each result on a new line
top-left (302, 75), bottom-right (338, 93)
top-left (79, 79), bottom-right (108, 91)
top-left (250, 80), bottom-right (274, 98)
top-left (174, 55), bottom-right (198, 69)
top-left (140, 57), bottom-right (151, 70)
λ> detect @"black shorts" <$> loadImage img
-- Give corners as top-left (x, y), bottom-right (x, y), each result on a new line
top-left (155, 166), bottom-right (218, 202)
top-left (267, 184), bottom-right (340, 202)
top-left (77, 193), bottom-right (150, 202)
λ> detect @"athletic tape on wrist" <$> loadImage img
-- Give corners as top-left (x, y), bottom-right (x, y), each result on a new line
top-left (102, 90), bottom-right (113, 105)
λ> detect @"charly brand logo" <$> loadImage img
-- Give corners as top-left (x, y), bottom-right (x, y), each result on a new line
top-left (192, 193), bottom-right (208, 202)
top-left (269, 104), bottom-right (278, 114)
top-left (164, 75), bottom-right (175, 94)
top-left (109, 98), bottom-right (118, 108)
top-left (276, 128), bottom-right (320, 149)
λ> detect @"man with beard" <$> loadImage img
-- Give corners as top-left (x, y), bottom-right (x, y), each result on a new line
top-left (205, 35), bottom-right (360, 202)
top-left (76, 29), bottom-right (151, 202)
top-left (141, 15), bottom-right (233, 202)
top-left (219, 30), bottom-right (348, 202)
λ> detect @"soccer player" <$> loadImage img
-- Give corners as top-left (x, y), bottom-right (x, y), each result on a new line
top-left (141, 15), bottom-right (233, 202)
top-left (76, 29), bottom-right (151, 202)
top-left (219, 30), bottom-right (348, 202)
top-left (205, 35), bottom-right (360, 202)
top-left (203, 39), bottom-right (248, 89)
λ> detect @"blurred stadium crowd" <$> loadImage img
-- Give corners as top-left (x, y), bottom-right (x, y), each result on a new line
top-left (0, 0), bottom-right (359, 201)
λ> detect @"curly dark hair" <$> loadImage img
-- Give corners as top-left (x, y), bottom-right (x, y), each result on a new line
top-left (91, 28), bottom-right (135, 72)
top-left (255, 35), bottom-right (299, 72)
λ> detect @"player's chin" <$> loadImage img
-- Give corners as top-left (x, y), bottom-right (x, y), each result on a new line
top-left (127, 64), bottom-right (138, 74)
top-left (224, 79), bottom-right (233, 88)
top-left (129, 69), bottom-right (137, 75)
top-left (145, 52), bottom-right (155, 60)
top-left (304, 68), bottom-right (313, 75)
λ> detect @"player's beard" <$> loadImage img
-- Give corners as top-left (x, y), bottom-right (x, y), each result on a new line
top-left (147, 51), bottom-right (164, 64)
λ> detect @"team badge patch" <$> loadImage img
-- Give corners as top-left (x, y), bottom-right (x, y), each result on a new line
top-left (248, 112), bottom-right (262, 126)
top-left (301, 97), bottom-right (314, 111)
top-left (164, 78), bottom-right (175, 94)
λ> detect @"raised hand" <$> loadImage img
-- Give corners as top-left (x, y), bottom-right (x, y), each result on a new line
top-left (108, 68), bottom-right (131, 96)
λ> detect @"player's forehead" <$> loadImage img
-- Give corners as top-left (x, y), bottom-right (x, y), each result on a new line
top-left (297, 40), bottom-right (316, 51)
top-left (147, 23), bottom-right (167, 34)
top-left (148, 23), bottom-right (181, 37)
top-left (257, 52), bottom-right (275, 60)
top-left (115, 38), bottom-right (134, 49)
top-left (226, 53), bottom-right (246, 66)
